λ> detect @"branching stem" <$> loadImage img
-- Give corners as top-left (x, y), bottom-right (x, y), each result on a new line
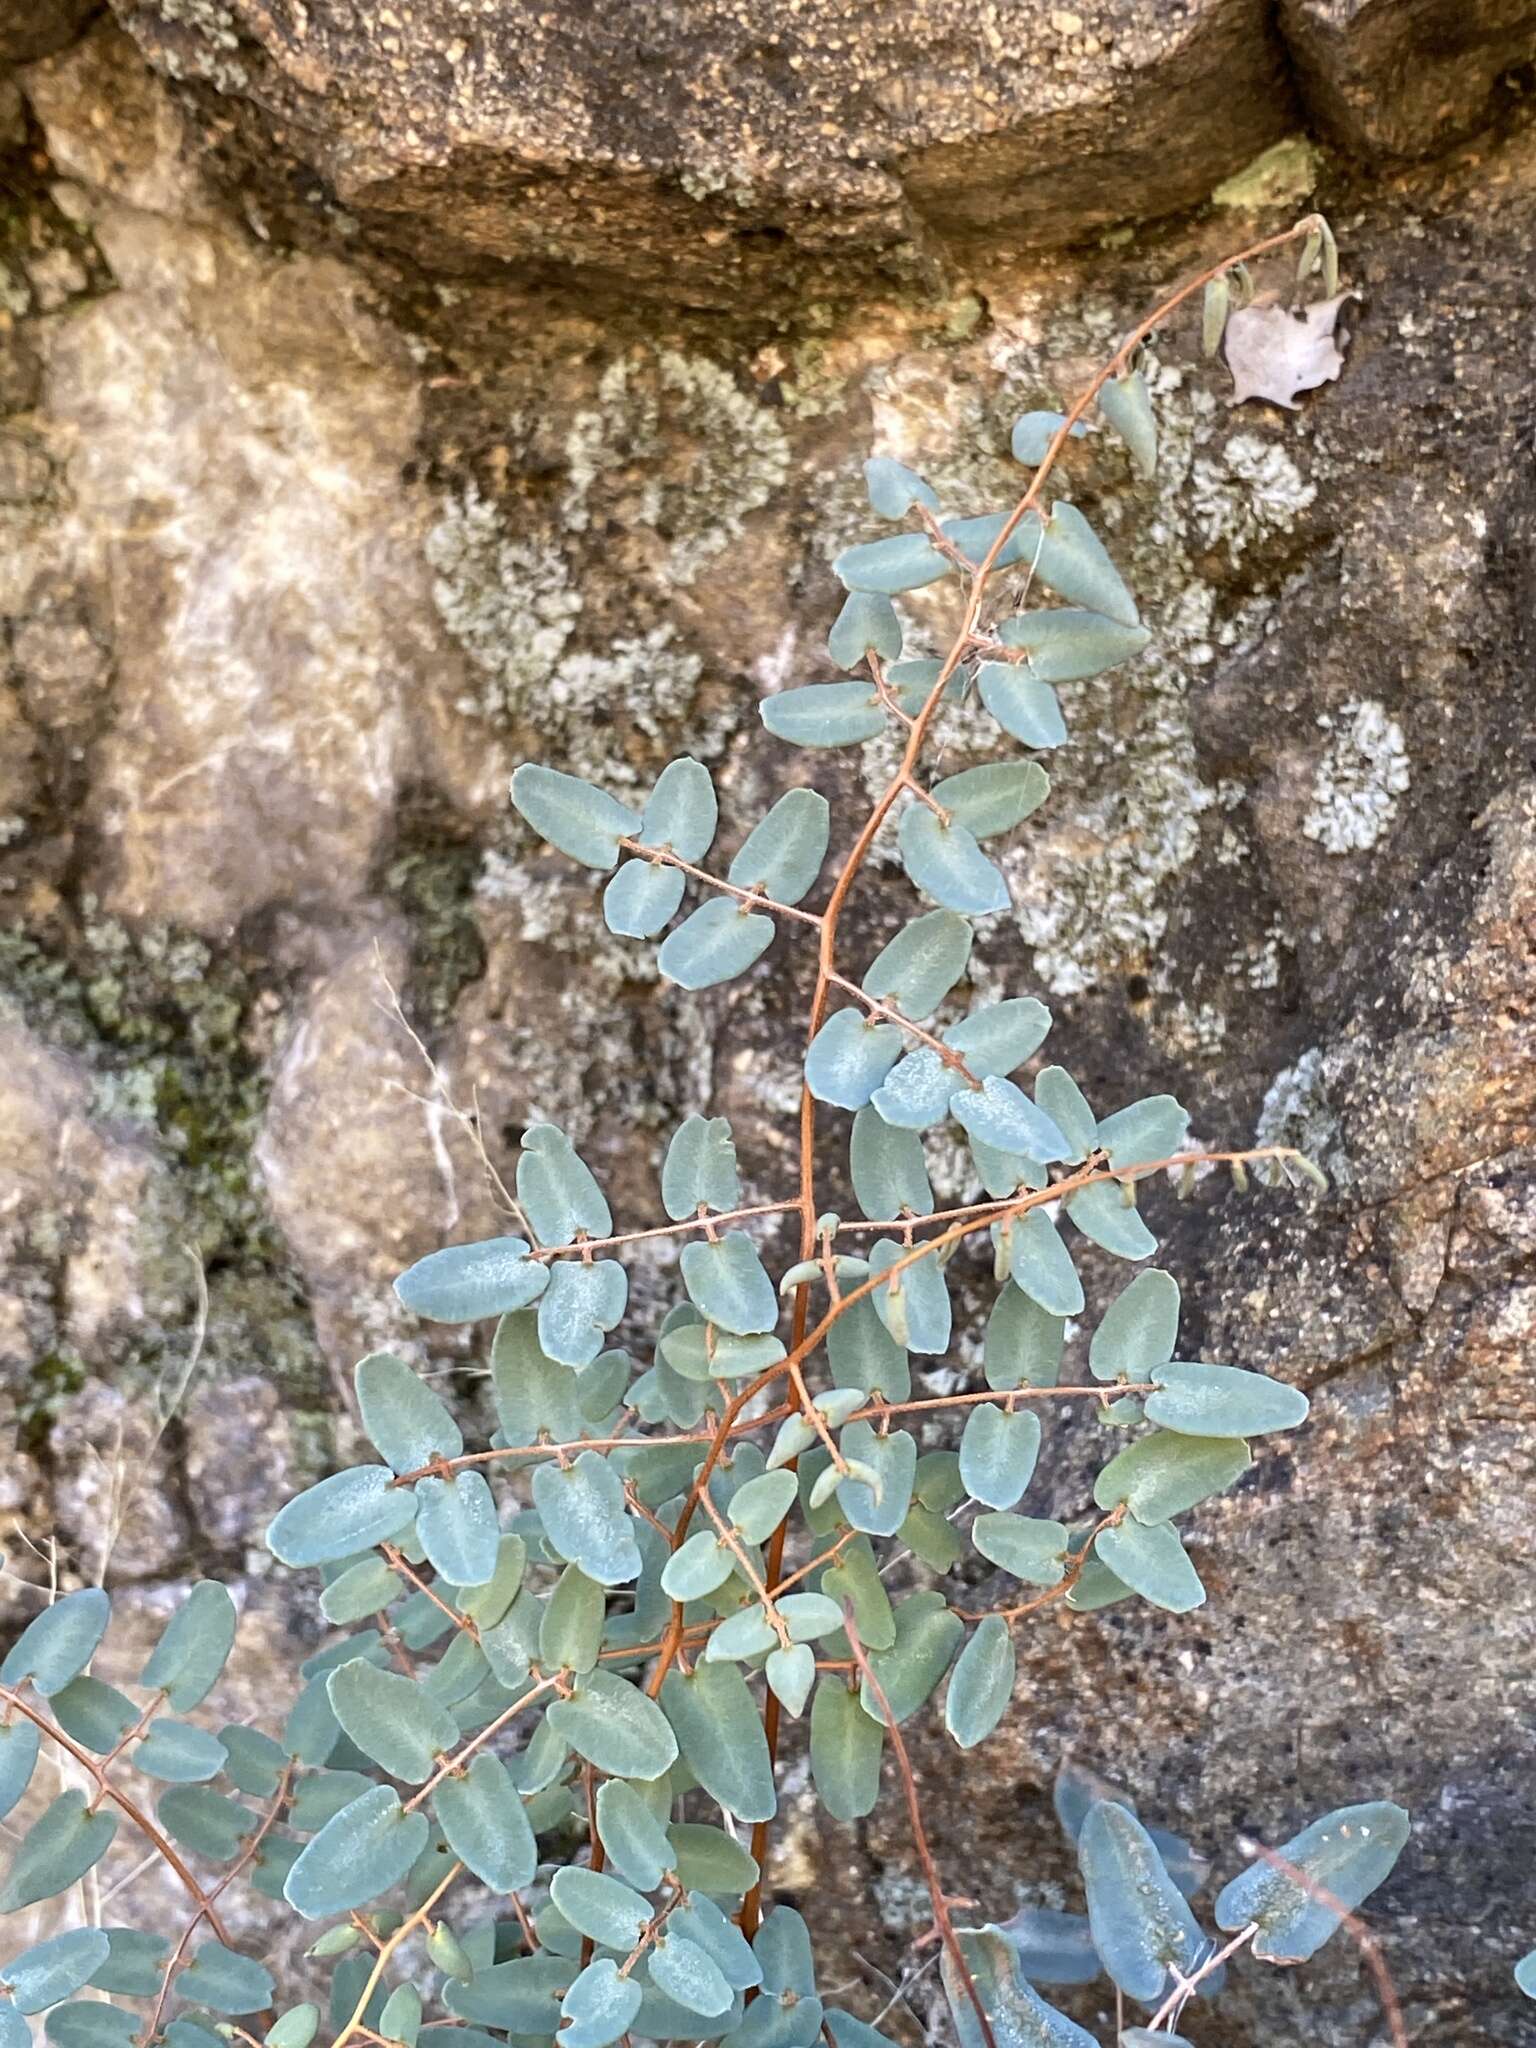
top-left (1144, 1921), bottom-right (1256, 2033)
top-left (144, 1761), bottom-right (297, 2043)
top-left (525, 1200), bottom-right (801, 1266)
top-left (382, 1541), bottom-right (479, 1642)
top-left (0, 1684), bottom-right (236, 1944)
top-left (698, 1493), bottom-right (793, 1650)
top-left (617, 839), bottom-right (824, 928)
top-left (746, 210), bottom-right (1323, 1966)
top-left (954, 1510), bottom-right (1126, 1624)
top-left (823, 972), bottom-right (979, 1082)
top-left (402, 1677), bottom-right (559, 1811)
top-left (331, 1862), bottom-right (464, 2048)
top-left (258, 216), bottom-right (1333, 2017)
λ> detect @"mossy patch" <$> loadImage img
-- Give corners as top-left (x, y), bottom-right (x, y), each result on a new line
top-left (0, 907), bottom-right (329, 1407)
top-left (19, 1349), bottom-right (87, 1455)
top-left (1211, 137), bottom-right (1322, 213)
top-left (382, 812), bottom-right (488, 1032)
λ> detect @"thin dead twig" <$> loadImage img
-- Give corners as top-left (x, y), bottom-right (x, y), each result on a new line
top-left (840, 1613), bottom-right (997, 2048)
top-left (1234, 1835), bottom-right (1408, 2048)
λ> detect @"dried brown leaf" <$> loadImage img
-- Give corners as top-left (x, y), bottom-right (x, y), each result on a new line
top-left (1224, 292), bottom-right (1355, 409)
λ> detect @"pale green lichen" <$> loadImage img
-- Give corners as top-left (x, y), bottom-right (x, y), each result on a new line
top-left (0, 262), bottom-right (30, 318)
top-left (385, 841), bottom-right (486, 1030)
top-left (943, 294), bottom-right (987, 341)
top-left (1192, 429), bottom-right (1315, 561)
top-left (1002, 581), bottom-right (1275, 1000)
top-left (152, 0), bottom-right (242, 49)
top-left (1302, 697), bottom-right (1410, 854)
top-left (426, 486), bottom-right (584, 719)
top-left (561, 350), bottom-right (790, 584)
top-left (427, 485), bottom-right (713, 781)
top-left (1255, 1045), bottom-right (1353, 1188)
top-left (1155, 996), bottom-right (1230, 1059)
top-left (548, 633), bottom-right (706, 768)
top-left (145, 0), bottom-right (251, 90)
top-left (429, 349), bottom-right (780, 771)
top-left (924, 1127), bottom-right (979, 1208)
top-left (678, 164), bottom-right (757, 209)
top-left (873, 1867), bottom-right (934, 1933)
top-left (473, 871), bottom-right (717, 1150)
top-left (1227, 915), bottom-right (1292, 991)
top-left (778, 333), bottom-right (854, 419)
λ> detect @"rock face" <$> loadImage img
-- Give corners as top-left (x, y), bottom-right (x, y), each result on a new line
top-left (110, 0), bottom-right (1300, 311)
top-left (1282, 0), bottom-right (1536, 159)
top-left (0, 0), bottom-right (98, 66)
top-left (101, 0), bottom-right (1536, 313)
top-left (2, 5), bottom-right (1535, 2044)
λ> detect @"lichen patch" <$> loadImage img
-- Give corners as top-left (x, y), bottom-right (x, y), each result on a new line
top-left (1302, 697), bottom-right (1410, 855)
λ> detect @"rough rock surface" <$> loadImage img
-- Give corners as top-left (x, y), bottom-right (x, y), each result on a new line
top-left (99, 0), bottom-right (1536, 314)
top-left (109, 0), bottom-right (1299, 311)
top-left (1, 5), bottom-right (1535, 2045)
top-left (1282, 0), bottom-right (1536, 160)
top-left (0, 0), bottom-right (98, 67)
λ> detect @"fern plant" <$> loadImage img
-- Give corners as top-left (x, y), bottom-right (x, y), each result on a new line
top-left (1, 215), bottom-right (1427, 2048)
